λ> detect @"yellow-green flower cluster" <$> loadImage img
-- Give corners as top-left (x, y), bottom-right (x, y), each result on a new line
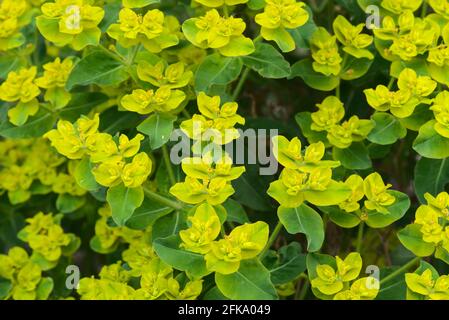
top-left (267, 135), bottom-right (351, 208)
top-left (180, 92), bottom-right (245, 147)
top-left (255, 0), bottom-right (309, 52)
top-left (194, 0), bottom-right (248, 8)
top-left (78, 250), bottom-right (203, 300)
top-left (430, 91), bottom-right (449, 138)
top-left (310, 96), bottom-right (374, 148)
top-left (365, 68), bottom-right (437, 118)
top-left (412, 192), bottom-right (449, 249)
top-left (35, 57), bottom-right (73, 108)
top-left (311, 252), bottom-right (379, 300)
top-left (310, 28), bottom-right (342, 76)
top-left (91, 205), bottom-right (144, 254)
top-left (182, 9), bottom-right (255, 57)
top-left (0, 247), bottom-right (53, 300)
top-left (0, 138), bottom-right (85, 204)
top-left (107, 8), bottom-right (179, 53)
top-left (0, 0), bottom-right (33, 51)
top-left (44, 114), bottom-right (152, 188)
top-left (0, 67), bottom-right (41, 126)
top-left (373, 11), bottom-right (439, 61)
top-left (406, 268), bottom-right (449, 300)
top-left (333, 15), bottom-right (373, 60)
top-left (170, 152), bottom-right (245, 205)
top-left (179, 203), bottom-right (269, 274)
top-left (18, 212), bottom-right (79, 265)
top-left (339, 173), bottom-right (396, 214)
top-left (381, 0), bottom-right (423, 14)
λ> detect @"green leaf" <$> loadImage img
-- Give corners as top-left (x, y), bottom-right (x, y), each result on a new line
top-left (36, 277), bottom-right (53, 300)
top-left (137, 113), bottom-right (176, 150)
top-left (0, 279), bottom-right (12, 299)
top-left (414, 157), bottom-right (449, 203)
top-left (122, 0), bottom-right (159, 8)
top-left (66, 50), bottom-right (129, 90)
top-left (0, 55), bottom-right (21, 79)
top-left (151, 211), bottom-right (187, 241)
top-left (322, 206), bottom-right (361, 228)
top-left (413, 120), bottom-right (449, 159)
top-left (435, 247), bottom-right (449, 265)
top-left (366, 191), bottom-right (410, 228)
top-left (195, 54), bottom-right (243, 93)
top-left (278, 204), bottom-right (324, 252)
top-left (340, 56), bottom-right (373, 80)
top-left (222, 199), bottom-right (249, 224)
top-left (59, 92), bottom-right (109, 122)
top-left (106, 184), bottom-right (144, 226)
top-left (289, 59), bottom-right (340, 91)
top-left (74, 157), bottom-right (99, 191)
top-left (333, 142), bottom-right (372, 170)
top-left (56, 194), bottom-right (86, 214)
top-left (390, 59), bottom-right (429, 78)
top-left (153, 234), bottom-right (210, 278)
top-left (241, 43), bottom-right (290, 79)
top-left (398, 224), bottom-right (436, 257)
top-left (0, 110), bottom-right (56, 138)
top-left (267, 242), bottom-right (306, 285)
top-left (126, 198), bottom-right (173, 230)
top-left (215, 259), bottom-right (278, 300)
top-left (368, 112), bottom-right (407, 145)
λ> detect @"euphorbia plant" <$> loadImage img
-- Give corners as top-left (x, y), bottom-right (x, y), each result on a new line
top-left (1, 0), bottom-right (449, 301)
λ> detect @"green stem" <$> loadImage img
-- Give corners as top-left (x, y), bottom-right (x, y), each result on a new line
top-left (335, 85), bottom-right (341, 100)
top-left (380, 257), bottom-right (421, 285)
top-left (143, 186), bottom-right (184, 211)
top-left (297, 277), bottom-right (310, 300)
top-left (387, 77), bottom-right (395, 90)
top-left (162, 144), bottom-right (177, 186)
top-left (259, 221), bottom-right (283, 259)
top-left (421, 1), bottom-right (428, 18)
top-left (232, 67), bottom-right (251, 101)
top-left (223, 5), bottom-right (229, 17)
top-left (356, 221), bottom-right (364, 253)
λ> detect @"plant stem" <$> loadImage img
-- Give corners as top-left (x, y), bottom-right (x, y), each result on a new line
top-left (387, 77), bottom-right (395, 90)
top-left (335, 85), bottom-right (341, 99)
top-left (297, 277), bottom-right (310, 300)
top-left (142, 186), bottom-right (184, 211)
top-left (421, 1), bottom-right (428, 18)
top-left (223, 5), bottom-right (229, 17)
top-left (259, 221), bottom-right (283, 259)
top-left (356, 222), bottom-right (364, 252)
top-left (162, 144), bottom-right (177, 186)
top-left (232, 67), bottom-right (251, 101)
top-left (380, 257), bottom-right (421, 285)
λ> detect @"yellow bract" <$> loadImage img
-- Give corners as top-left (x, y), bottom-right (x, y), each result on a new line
top-left (182, 9), bottom-right (255, 57)
top-left (180, 92), bottom-right (245, 145)
top-left (430, 91), bottom-right (449, 138)
top-left (107, 8), bottom-right (179, 52)
top-left (255, 0), bottom-right (309, 52)
top-left (45, 114), bottom-right (152, 188)
top-left (0, 66), bottom-right (41, 126)
top-left (37, 0), bottom-right (104, 50)
top-left (0, 0), bottom-right (32, 51)
top-left (381, 0), bottom-right (423, 14)
top-left (204, 221), bottom-right (269, 274)
top-left (365, 68), bottom-right (435, 118)
top-left (0, 247), bottom-right (48, 300)
top-left (333, 15), bottom-right (373, 60)
top-left (406, 269), bottom-right (449, 300)
top-left (363, 173), bottom-right (396, 214)
top-left (310, 27), bottom-right (342, 76)
top-left (180, 203), bottom-right (222, 254)
top-left (311, 96), bottom-right (374, 148)
top-left (137, 61), bottom-right (193, 89)
top-left (121, 86), bottom-right (186, 115)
